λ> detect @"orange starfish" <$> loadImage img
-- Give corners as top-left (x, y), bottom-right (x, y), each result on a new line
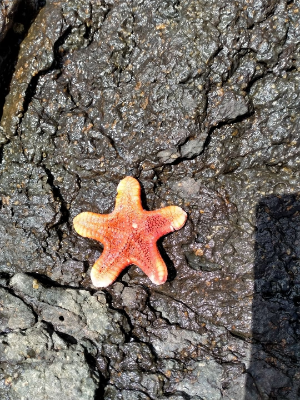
top-left (73, 176), bottom-right (187, 287)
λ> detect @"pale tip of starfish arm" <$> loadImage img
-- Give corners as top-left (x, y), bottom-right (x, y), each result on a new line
top-left (73, 212), bottom-right (88, 236)
top-left (117, 176), bottom-right (140, 193)
top-left (116, 176), bottom-right (142, 210)
top-left (90, 266), bottom-right (117, 288)
top-left (170, 207), bottom-right (187, 230)
top-left (150, 273), bottom-right (167, 285)
top-left (148, 262), bottom-right (168, 285)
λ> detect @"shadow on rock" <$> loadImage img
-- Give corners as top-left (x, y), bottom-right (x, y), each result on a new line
top-left (245, 194), bottom-right (300, 400)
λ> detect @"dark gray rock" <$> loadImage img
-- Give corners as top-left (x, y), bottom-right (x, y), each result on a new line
top-left (184, 250), bottom-right (222, 271)
top-left (207, 89), bottom-right (250, 127)
top-left (0, 287), bottom-right (35, 331)
top-left (148, 326), bottom-right (209, 358)
top-left (10, 273), bottom-right (129, 345)
top-left (173, 359), bottom-right (223, 399)
top-left (1, 0), bottom-right (300, 398)
top-left (121, 391), bottom-right (151, 400)
top-left (180, 135), bottom-right (207, 158)
top-left (157, 147), bottom-right (181, 164)
top-left (0, 323), bottom-right (100, 400)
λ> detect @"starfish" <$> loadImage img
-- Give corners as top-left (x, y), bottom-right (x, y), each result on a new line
top-left (73, 176), bottom-right (187, 287)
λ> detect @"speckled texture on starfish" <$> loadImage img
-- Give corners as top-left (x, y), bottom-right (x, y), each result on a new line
top-left (73, 176), bottom-right (187, 287)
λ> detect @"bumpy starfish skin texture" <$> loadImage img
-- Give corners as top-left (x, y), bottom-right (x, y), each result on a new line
top-left (73, 176), bottom-right (187, 287)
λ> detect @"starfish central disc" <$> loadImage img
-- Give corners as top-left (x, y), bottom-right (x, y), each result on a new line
top-left (73, 176), bottom-right (187, 287)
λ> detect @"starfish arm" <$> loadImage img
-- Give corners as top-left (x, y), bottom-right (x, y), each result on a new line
top-left (73, 212), bottom-right (110, 246)
top-left (90, 248), bottom-right (129, 287)
top-left (145, 206), bottom-right (187, 240)
top-left (130, 239), bottom-right (168, 285)
top-left (114, 176), bottom-right (143, 212)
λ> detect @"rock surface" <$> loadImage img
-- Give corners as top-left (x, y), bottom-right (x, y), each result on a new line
top-left (0, 0), bottom-right (300, 399)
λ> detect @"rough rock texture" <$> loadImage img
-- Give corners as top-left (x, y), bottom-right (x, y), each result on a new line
top-left (0, 322), bottom-right (100, 400)
top-left (0, 0), bottom-right (300, 399)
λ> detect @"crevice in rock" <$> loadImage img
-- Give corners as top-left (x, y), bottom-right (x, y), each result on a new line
top-left (55, 330), bottom-right (78, 345)
top-left (0, 144), bottom-right (4, 164)
top-left (26, 271), bottom-right (93, 292)
top-left (4, 284), bottom-right (39, 323)
top-left (104, 290), bottom-right (133, 343)
top-left (163, 391), bottom-right (190, 399)
top-left (122, 388), bottom-right (156, 400)
top-left (26, 271), bottom-right (70, 288)
top-left (41, 320), bottom-right (55, 337)
top-left (82, 349), bottom-right (107, 399)
top-left (171, 102), bottom-right (255, 165)
top-left (95, 123), bottom-right (124, 160)
top-left (242, 68), bottom-right (271, 94)
top-left (201, 107), bottom-right (255, 154)
top-left (93, 378), bottom-right (106, 400)
top-left (101, 2), bottom-right (112, 24)
top-left (0, 271), bottom-right (10, 281)
top-left (41, 165), bottom-right (70, 242)
top-left (0, 0), bottom-right (45, 120)
top-left (228, 328), bottom-right (250, 343)
top-left (22, 25), bottom-right (73, 116)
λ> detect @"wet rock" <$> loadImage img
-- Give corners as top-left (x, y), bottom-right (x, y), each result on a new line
top-left (1, 0), bottom-right (300, 398)
top-left (172, 359), bottom-right (223, 399)
top-left (0, 164), bottom-right (60, 276)
top-left (158, 358), bottom-right (223, 399)
top-left (248, 2), bottom-right (288, 66)
top-left (50, 259), bottom-right (86, 287)
top-left (119, 343), bottom-right (155, 372)
top-left (170, 397), bottom-right (203, 400)
top-left (171, 177), bottom-right (201, 198)
top-left (149, 291), bottom-right (203, 331)
top-left (113, 371), bottom-right (163, 398)
top-left (148, 326), bottom-right (209, 358)
top-left (207, 88), bottom-right (250, 127)
top-left (184, 249), bottom-right (222, 272)
top-left (121, 391), bottom-right (151, 400)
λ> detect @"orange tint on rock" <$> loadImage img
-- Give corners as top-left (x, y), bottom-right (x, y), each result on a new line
top-left (73, 176), bottom-right (187, 287)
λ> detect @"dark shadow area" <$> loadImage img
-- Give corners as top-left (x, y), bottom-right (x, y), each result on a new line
top-left (245, 194), bottom-right (300, 400)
